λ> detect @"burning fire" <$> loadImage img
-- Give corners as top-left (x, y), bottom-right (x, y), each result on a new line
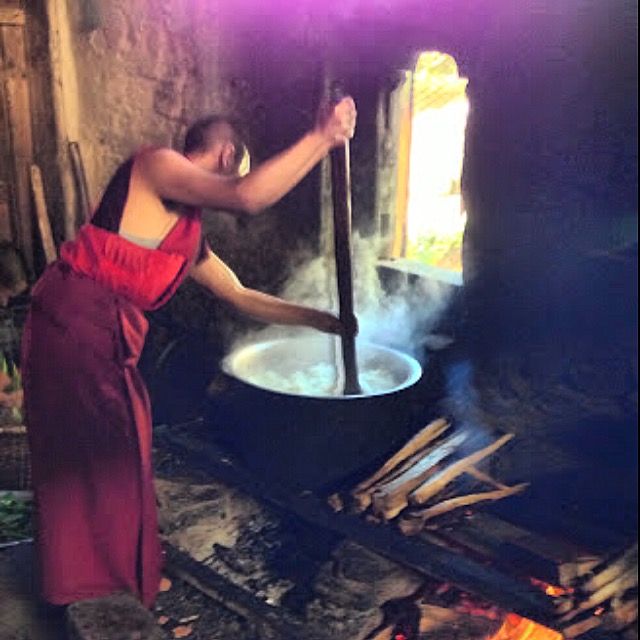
top-left (487, 613), bottom-right (563, 640)
top-left (486, 578), bottom-right (572, 640)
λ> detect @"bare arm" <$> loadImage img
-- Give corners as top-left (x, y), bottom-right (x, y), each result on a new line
top-left (190, 247), bottom-right (348, 335)
top-left (137, 98), bottom-right (357, 214)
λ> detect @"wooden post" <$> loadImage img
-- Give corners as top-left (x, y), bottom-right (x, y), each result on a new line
top-left (0, 14), bottom-right (34, 273)
top-left (30, 164), bottom-right (57, 264)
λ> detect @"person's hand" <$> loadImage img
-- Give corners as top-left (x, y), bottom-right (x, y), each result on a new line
top-left (315, 96), bottom-right (357, 148)
top-left (339, 311), bottom-right (359, 339)
top-left (311, 310), bottom-right (359, 337)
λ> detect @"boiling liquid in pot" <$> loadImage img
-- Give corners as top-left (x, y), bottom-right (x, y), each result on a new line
top-left (223, 337), bottom-right (422, 399)
top-left (253, 362), bottom-right (397, 397)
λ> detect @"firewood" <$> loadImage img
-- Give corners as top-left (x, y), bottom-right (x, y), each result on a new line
top-left (416, 603), bottom-right (461, 632)
top-left (581, 543), bottom-right (638, 594)
top-left (609, 598), bottom-right (638, 630)
top-left (465, 466), bottom-right (509, 490)
top-left (352, 432), bottom-right (454, 512)
top-left (558, 567), bottom-right (638, 624)
top-left (369, 432), bottom-right (467, 521)
top-left (351, 417), bottom-right (450, 497)
top-left (558, 557), bottom-right (602, 590)
top-left (561, 616), bottom-right (602, 638)
top-left (397, 513), bottom-right (429, 536)
top-left (399, 484), bottom-right (529, 533)
top-left (351, 448), bottom-right (435, 513)
top-left (408, 434), bottom-right (515, 506)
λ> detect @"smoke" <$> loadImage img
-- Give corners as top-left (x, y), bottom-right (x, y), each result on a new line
top-left (229, 232), bottom-right (454, 359)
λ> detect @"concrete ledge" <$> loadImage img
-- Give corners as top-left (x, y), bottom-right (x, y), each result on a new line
top-left (66, 592), bottom-right (167, 640)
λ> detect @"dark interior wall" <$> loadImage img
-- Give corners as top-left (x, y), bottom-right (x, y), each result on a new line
top-left (319, 0), bottom-right (637, 422)
top-left (459, 0), bottom-right (637, 360)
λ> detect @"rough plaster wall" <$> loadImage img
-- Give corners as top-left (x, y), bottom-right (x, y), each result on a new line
top-left (58, 0), bottom-right (219, 203)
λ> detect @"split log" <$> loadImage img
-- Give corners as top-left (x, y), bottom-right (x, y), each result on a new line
top-left (580, 543), bottom-right (637, 594)
top-left (558, 557), bottom-right (602, 591)
top-left (558, 616), bottom-right (602, 639)
top-left (558, 542), bottom-right (638, 627)
top-left (408, 433), bottom-right (515, 506)
top-left (352, 444), bottom-right (447, 513)
top-left (398, 484), bottom-right (529, 536)
top-left (370, 432), bottom-right (467, 521)
top-left (558, 566), bottom-right (638, 624)
top-left (351, 417), bottom-right (450, 497)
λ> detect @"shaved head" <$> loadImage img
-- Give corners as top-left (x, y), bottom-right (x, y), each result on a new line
top-left (183, 115), bottom-right (248, 173)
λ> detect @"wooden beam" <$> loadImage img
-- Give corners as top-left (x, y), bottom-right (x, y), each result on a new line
top-left (0, 9), bottom-right (24, 26)
top-left (1, 23), bottom-right (34, 272)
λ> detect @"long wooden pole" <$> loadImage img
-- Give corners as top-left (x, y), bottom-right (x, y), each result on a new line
top-left (330, 138), bottom-right (361, 395)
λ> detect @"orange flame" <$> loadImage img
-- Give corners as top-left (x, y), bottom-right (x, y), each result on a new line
top-left (487, 613), bottom-right (564, 640)
top-left (529, 577), bottom-right (572, 598)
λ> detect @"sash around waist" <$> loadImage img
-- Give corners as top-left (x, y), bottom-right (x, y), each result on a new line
top-left (29, 262), bottom-right (149, 365)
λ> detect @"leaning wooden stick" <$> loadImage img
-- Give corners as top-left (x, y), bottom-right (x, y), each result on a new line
top-left (370, 432), bottom-right (467, 521)
top-left (30, 164), bottom-right (57, 264)
top-left (408, 433), bottom-right (515, 506)
top-left (351, 417), bottom-right (451, 496)
top-left (465, 465), bottom-right (510, 490)
top-left (398, 483), bottom-right (529, 535)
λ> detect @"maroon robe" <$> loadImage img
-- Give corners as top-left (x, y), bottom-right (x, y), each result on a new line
top-left (21, 156), bottom-right (202, 607)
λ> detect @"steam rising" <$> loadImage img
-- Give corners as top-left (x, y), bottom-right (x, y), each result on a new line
top-left (229, 233), bottom-right (454, 360)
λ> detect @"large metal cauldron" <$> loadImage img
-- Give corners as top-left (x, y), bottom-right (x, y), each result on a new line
top-left (205, 335), bottom-right (423, 493)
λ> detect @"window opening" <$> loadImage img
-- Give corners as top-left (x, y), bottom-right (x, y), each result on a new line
top-left (396, 51), bottom-right (468, 274)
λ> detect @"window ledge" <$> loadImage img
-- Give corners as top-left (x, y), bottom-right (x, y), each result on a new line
top-left (377, 258), bottom-right (463, 287)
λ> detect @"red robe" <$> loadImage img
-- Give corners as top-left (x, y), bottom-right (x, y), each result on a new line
top-left (21, 156), bottom-right (202, 607)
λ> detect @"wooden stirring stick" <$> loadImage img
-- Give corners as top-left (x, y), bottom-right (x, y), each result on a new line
top-left (330, 117), bottom-right (362, 396)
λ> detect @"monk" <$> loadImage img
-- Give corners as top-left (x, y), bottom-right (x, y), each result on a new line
top-left (20, 96), bottom-right (357, 609)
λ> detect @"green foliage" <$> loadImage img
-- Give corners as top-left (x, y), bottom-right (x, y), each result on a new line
top-left (0, 492), bottom-right (32, 543)
top-left (0, 350), bottom-right (23, 424)
top-left (407, 231), bottom-right (464, 270)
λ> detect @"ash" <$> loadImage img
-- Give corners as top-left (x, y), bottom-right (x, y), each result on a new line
top-left (152, 441), bottom-right (488, 640)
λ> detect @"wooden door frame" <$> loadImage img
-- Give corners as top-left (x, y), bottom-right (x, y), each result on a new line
top-left (0, 5), bottom-right (35, 275)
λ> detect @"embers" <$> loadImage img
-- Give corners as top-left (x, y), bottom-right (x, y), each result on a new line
top-left (364, 579), bottom-right (505, 640)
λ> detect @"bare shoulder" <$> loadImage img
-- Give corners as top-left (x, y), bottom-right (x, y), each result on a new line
top-left (135, 146), bottom-right (186, 173)
top-left (133, 146), bottom-right (196, 191)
